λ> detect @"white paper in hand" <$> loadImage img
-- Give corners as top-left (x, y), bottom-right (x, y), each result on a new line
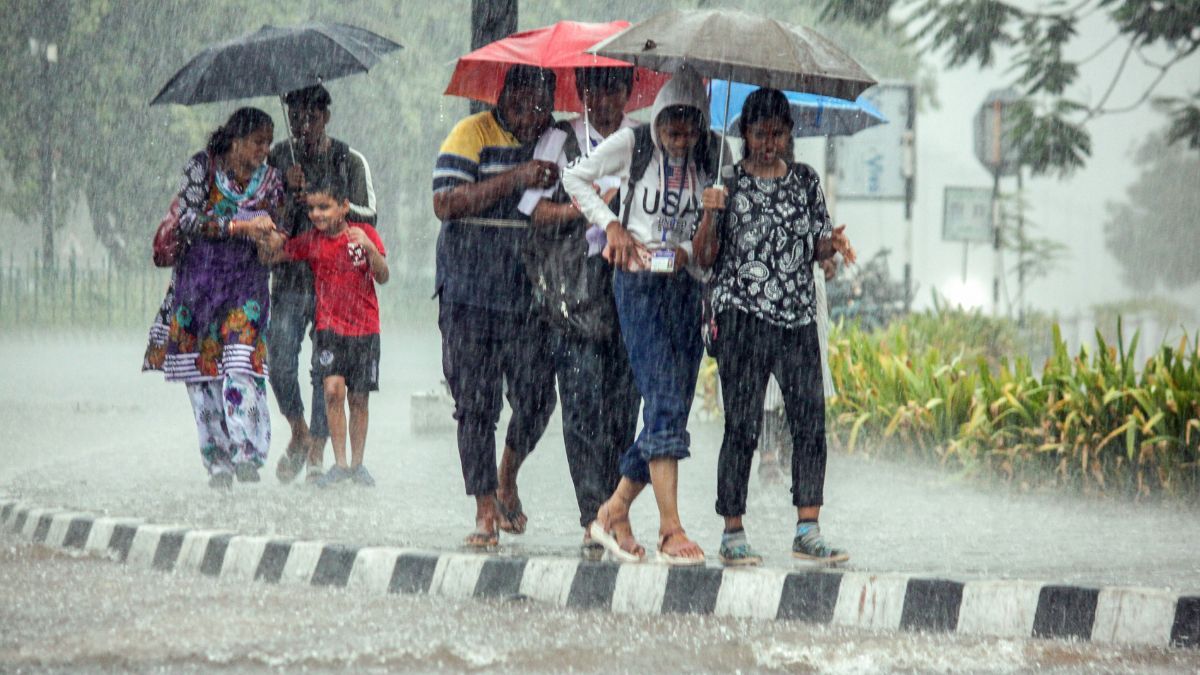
top-left (517, 128), bottom-right (568, 216)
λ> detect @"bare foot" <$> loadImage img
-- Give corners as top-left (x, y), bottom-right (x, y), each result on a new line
top-left (467, 495), bottom-right (499, 548)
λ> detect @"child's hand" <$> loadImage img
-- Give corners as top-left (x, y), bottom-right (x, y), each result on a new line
top-left (346, 226), bottom-right (375, 254)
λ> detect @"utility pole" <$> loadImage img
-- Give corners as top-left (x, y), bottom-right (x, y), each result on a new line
top-left (973, 89), bottom-right (1019, 317)
top-left (30, 28), bottom-right (59, 274)
top-left (1016, 168), bottom-right (1025, 326)
top-left (991, 169), bottom-right (1002, 315)
top-left (902, 127), bottom-right (915, 312)
top-left (470, 0), bottom-right (518, 114)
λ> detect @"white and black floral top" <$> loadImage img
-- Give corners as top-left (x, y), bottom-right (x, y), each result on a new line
top-left (710, 161), bottom-right (833, 328)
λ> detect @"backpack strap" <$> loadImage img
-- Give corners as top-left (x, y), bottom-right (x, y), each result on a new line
top-left (621, 125), bottom-right (725, 228)
top-left (328, 138), bottom-right (351, 176)
top-left (555, 120), bottom-right (582, 164)
top-left (620, 125), bottom-right (656, 229)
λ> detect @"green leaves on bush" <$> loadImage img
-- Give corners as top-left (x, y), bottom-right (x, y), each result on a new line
top-left (826, 311), bottom-right (1200, 498)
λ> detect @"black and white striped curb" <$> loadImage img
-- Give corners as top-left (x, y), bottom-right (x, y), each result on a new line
top-left (2, 498), bottom-right (1197, 649)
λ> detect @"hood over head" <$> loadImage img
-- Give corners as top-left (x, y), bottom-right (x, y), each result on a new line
top-left (649, 66), bottom-right (709, 147)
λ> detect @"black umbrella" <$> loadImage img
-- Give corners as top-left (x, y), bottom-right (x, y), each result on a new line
top-left (150, 22), bottom-right (402, 105)
top-left (151, 22), bottom-right (402, 159)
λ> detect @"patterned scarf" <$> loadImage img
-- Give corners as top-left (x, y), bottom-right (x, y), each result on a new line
top-left (213, 162), bottom-right (267, 219)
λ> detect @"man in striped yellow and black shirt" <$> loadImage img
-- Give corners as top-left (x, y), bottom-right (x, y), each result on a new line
top-left (432, 65), bottom-right (560, 549)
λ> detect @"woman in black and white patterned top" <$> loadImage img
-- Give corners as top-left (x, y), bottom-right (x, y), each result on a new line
top-left (693, 88), bottom-right (856, 567)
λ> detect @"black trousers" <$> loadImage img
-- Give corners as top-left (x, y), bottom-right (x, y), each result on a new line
top-left (439, 301), bottom-right (556, 496)
top-left (714, 309), bottom-right (827, 516)
top-left (553, 323), bottom-right (640, 528)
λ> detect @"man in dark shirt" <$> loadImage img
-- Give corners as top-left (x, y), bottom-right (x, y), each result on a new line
top-left (268, 84), bottom-right (377, 484)
top-left (432, 65), bottom-right (560, 548)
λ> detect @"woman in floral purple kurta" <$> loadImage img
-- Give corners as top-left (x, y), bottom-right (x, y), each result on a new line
top-left (144, 107), bottom-right (283, 488)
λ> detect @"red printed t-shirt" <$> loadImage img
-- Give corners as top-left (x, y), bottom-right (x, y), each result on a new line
top-left (284, 222), bottom-right (386, 336)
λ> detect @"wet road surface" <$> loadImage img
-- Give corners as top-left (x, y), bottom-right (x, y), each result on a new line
top-left (3, 531), bottom-right (1198, 674)
top-left (2, 328), bottom-right (1198, 591)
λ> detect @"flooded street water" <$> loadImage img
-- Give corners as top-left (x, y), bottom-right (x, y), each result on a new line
top-left (3, 531), bottom-right (1198, 674)
top-left (3, 327), bottom-right (1198, 591)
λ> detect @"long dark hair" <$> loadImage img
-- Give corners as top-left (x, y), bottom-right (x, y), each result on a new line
top-left (206, 107), bottom-right (273, 157)
top-left (738, 88), bottom-right (793, 160)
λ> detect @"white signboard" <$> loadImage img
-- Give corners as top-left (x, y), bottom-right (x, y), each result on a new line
top-left (942, 187), bottom-right (993, 243)
top-left (834, 84), bottom-right (912, 200)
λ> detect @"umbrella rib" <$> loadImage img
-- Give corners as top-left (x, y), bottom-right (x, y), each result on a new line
top-left (312, 24), bottom-right (379, 73)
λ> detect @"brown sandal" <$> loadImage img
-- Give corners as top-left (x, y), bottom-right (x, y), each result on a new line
top-left (495, 496), bottom-right (527, 535)
top-left (463, 529), bottom-right (498, 551)
top-left (657, 528), bottom-right (705, 566)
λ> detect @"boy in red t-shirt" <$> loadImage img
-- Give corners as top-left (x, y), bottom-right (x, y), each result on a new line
top-left (263, 177), bottom-right (388, 487)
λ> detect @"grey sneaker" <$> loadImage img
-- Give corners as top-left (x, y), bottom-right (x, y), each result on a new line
top-left (234, 463), bottom-right (261, 483)
top-left (314, 464), bottom-right (353, 488)
top-left (305, 462), bottom-right (324, 485)
top-left (275, 447), bottom-right (306, 484)
top-left (792, 523), bottom-right (849, 563)
top-left (718, 531), bottom-right (763, 567)
top-left (208, 472), bottom-right (233, 490)
top-left (350, 464), bottom-right (376, 487)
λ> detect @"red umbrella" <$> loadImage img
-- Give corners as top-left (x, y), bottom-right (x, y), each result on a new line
top-left (444, 20), bottom-right (671, 113)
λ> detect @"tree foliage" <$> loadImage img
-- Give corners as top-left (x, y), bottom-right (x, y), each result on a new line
top-left (1103, 135), bottom-right (1200, 291)
top-left (821, 0), bottom-right (1200, 176)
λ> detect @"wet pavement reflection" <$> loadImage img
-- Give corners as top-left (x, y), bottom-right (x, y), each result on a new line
top-left (3, 329), bottom-right (1198, 592)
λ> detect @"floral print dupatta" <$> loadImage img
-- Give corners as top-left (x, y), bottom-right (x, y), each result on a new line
top-left (144, 151), bottom-right (282, 383)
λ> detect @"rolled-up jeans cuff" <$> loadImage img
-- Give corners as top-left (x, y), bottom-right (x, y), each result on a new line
top-left (638, 431), bottom-right (692, 463)
top-left (619, 447), bottom-right (650, 484)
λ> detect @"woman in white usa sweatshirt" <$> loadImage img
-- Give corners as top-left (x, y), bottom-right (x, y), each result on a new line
top-left (562, 67), bottom-right (729, 566)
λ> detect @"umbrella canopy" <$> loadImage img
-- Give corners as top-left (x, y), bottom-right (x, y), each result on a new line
top-left (588, 9), bottom-right (876, 101)
top-left (443, 20), bottom-right (671, 113)
top-left (709, 80), bottom-right (886, 138)
top-left (150, 22), bottom-right (402, 105)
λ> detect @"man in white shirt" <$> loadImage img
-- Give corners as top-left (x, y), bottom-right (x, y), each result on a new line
top-left (522, 67), bottom-right (641, 560)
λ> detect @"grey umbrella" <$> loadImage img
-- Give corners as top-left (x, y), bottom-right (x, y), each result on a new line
top-left (589, 9), bottom-right (876, 183)
top-left (150, 22), bottom-right (402, 160)
top-left (150, 22), bottom-right (402, 106)
top-left (587, 10), bottom-right (875, 101)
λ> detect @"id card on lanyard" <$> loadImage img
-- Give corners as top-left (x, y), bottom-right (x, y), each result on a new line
top-left (652, 155), bottom-right (696, 274)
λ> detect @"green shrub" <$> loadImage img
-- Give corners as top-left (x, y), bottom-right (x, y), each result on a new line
top-left (826, 311), bottom-right (1200, 499)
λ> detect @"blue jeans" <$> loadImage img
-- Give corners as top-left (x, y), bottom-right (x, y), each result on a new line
top-left (612, 270), bottom-right (703, 483)
top-left (266, 288), bottom-right (328, 441)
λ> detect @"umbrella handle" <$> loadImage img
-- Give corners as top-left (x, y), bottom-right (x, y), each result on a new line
top-left (279, 95), bottom-right (297, 165)
top-left (714, 83), bottom-right (732, 188)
